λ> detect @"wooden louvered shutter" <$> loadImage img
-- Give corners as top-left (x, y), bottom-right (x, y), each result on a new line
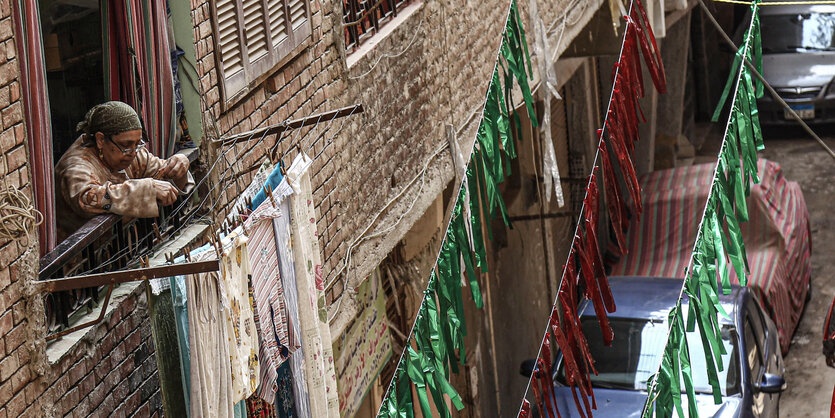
top-left (213, 0), bottom-right (311, 102)
top-left (216, 0), bottom-right (246, 97)
top-left (272, 0), bottom-right (310, 62)
top-left (242, 0), bottom-right (271, 77)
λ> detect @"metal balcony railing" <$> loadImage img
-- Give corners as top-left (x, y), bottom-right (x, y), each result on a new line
top-left (342, 0), bottom-right (413, 52)
top-left (38, 194), bottom-right (196, 335)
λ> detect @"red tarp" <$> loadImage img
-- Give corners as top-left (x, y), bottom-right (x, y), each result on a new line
top-left (611, 159), bottom-right (811, 353)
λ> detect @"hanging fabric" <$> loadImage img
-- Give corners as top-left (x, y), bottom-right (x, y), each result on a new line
top-left (286, 152), bottom-right (340, 416)
top-left (186, 250), bottom-right (235, 418)
top-left (245, 199), bottom-right (300, 405)
top-left (221, 232), bottom-right (261, 403)
top-left (12, 0), bottom-right (56, 254)
top-left (102, 0), bottom-right (176, 157)
top-left (273, 182), bottom-right (313, 418)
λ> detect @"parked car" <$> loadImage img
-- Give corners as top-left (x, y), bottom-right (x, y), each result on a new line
top-left (755, 3), bottom-right (835, 124)
top-left (524, 276), bottom-right (786, 418)
top-left (609, 160), bottom-right (812, 354)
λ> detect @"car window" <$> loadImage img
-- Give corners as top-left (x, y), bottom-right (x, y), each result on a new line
top-left (761, 10), bottom-right (835, 53)
top-left (556, 317), bottom-right (740, 396)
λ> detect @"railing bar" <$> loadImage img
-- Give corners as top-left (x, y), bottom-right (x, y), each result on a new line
top-left (215, 104), bottom-right (364, 145)
top-left (37, 260), bottom-right (220, 294)
top-left (38, 214), bottom-right (119, 280)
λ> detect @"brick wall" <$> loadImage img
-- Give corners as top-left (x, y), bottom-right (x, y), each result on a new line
top-left (0, 1), bottom-right (163, 416)
top-left (187, 0), bottom-right (574, 315)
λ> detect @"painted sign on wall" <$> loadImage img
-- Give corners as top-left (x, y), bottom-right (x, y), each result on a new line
top-left (333, 270), bottom-right (393, 417)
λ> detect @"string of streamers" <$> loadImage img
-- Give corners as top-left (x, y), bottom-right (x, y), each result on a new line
top-left (642, 2), bottom-right (763, 417)
top-left (0, 151), bottom-right (43, 247)
top-left (520, 0), bottom-right (669, 415)
top-left (377, 1), bottom-right (540, 415)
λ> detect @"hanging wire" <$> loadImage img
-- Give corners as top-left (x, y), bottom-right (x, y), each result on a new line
top-left (0, 150), bottom-right (43, 247)
top-left (348, 16), bottom-right (426, 80)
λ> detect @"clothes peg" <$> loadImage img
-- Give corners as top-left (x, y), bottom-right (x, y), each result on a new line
top-left (279, 159), bottom-right (287, 176)
top-left (265, 184), bottom-right (276, 208)
top-left (152, 222), bottom-right (162, 242)
top-left (240, 214), bottom-right (249, 235)
top-left (165, 252), bottom-right (174, 264)
top-left (245, 196), bottom-right (253, 211)
top-left (183, 246), bottom-right (192, 262)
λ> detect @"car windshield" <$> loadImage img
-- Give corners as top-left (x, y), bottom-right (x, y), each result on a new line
top-left (761, 11), bottom-right (835, 53)
top-left (557, 317), bottom-right (740, 396)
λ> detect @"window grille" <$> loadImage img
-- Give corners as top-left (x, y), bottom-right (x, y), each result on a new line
top-left (342, 0), bottom-right (413, 53)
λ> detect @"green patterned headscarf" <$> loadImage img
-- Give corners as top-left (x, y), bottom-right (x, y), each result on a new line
top-left (77, 101), bottom-right (142, 140)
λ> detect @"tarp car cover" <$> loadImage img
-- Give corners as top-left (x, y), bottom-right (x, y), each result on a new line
top-left (611, 159), bottom-right (811, 353)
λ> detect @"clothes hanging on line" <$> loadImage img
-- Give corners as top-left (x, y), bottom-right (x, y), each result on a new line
top-left (221, 232), bottom-right (261, 402)
top-left (286, 152), bottom-right (340, 416)
top-left (245, 183), bottom-right (301, 405)
top-left (264, 176), bottom-right (312, 418)
top-left (186, 249), bottom-right (235, 418)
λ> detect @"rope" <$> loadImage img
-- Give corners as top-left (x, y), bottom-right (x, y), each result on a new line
top-left (0, 151), bottom-right (43, 247)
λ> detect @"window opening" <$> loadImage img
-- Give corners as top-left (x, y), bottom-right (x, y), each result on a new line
top-left (38, 0), bottom-right (106, 163)
top-left (342, 0), bottom-right (414, 53)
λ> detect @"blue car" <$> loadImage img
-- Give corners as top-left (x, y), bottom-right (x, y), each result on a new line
top-left (528, 277), bottom-right (787, 418)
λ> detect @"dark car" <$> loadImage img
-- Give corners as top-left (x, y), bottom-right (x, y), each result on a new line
top-left (755, 3), bottom-right (835, 123)
top-left (527, 277), bottom-right (786, 418)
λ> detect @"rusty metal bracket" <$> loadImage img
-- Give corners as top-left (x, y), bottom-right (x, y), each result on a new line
top-left (46, 285), bottom-right (114, 342)
top-left (214, 104), bottom-right (364, 146)
top-left (37, 260), bottom-right (220, 294)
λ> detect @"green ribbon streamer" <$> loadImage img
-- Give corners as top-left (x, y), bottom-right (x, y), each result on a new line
top-left (750, 5), bottom-right (764, 99)
top-left (467, 164), bottom-right (488, 271)
top-left (714, 175), bottom-right (751, 284)
top-left (675, 305), bottom-right (698, 417)
top-left (711, 48), bottom-right (743, 122)
top-left (396, 367), bottom-right (415, 418)
top-left (687, 289), bottom-right (724, 404)
top-left (711, 1), bottom-right (762, 122)
top-left (414, 312), bottom-right (451, 418)
top-left (405, 344), bottom-right (433, 418)
top-left (453, 192), bottom-right (484, 308)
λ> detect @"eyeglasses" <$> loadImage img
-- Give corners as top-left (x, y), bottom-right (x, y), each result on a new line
top-left (107, 136), bottom-right (146, 155)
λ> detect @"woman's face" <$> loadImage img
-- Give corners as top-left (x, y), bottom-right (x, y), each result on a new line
top-left (95, 129), bottom-right (143, 171)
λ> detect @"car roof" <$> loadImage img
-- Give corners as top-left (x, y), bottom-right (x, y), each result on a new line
top-left (759, 3), bottom-right (835, 16)
top-left (579, 276), bottom-right (740, 324)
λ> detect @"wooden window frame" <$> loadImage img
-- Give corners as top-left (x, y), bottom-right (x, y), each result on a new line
top-left (210, 0), bottom-right (312, 108)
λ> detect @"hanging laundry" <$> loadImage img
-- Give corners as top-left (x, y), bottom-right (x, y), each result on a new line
top-left (226, 161), bottom-right (274, 225)
top-left (286, 152), bottom-right (340, 416)
top-left (221, 232), bottom-right (261, 402)
top-left (186, 249), bottom-right (235, 418)
top-left (245, 198), bottom-right (301, 405)
top-left (272, 179), bottom-right (313, 418)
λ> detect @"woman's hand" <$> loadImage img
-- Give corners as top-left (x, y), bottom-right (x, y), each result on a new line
top-left (157, 154), bottom-right (189, 180)
top-left (153, 180), bottom-right (178, 206)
